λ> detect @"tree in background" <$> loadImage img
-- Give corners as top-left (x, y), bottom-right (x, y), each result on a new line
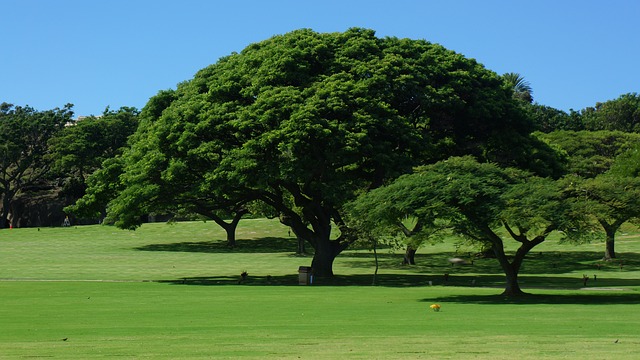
top-left (50, 107), bottom-right (139, 202)
top-left (608, 144), bottom-right (640, 177)
top-left (0, 102), bottom-right (74, 228)
top-left (65, 156), bottom-right (126, 223)
top-left (573, 145), bottom-right (640, 260)
top-left (525, 104), bottom-right (584, 133)
top-left (349, 156), bottom-right (592, 296)
top-left (502, 72), bottom-right (533, 103)
top-left (580, 93), bottom-right (640, 132)
top-left (66, 92), bottom-right (172, 223)
top-left (574, 175), bottom-right (640, 260)
top-left (102, 28), bottom-right (551, 278)
top-left (347, 193), bottom-right (448, 266)
top-left (535, 130), bottom-right (640, 178)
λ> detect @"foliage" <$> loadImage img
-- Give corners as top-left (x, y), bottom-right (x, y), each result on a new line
top-left (104, 28), bottom-right (543, 277)
top-left (65, 156), bottom-right (126, 221)
top-left (502, 72), bottom-right (533, 103)
top-left (608, 143), bottom-right (640, 177)
top-left (525, 103), bottom-right (584, 133)
top-left (66, 92), bottom-right (176, 222)
top-left (536, 130), bottom-right (640, 178)
top-left (580, 93), bottom-right (640, 132)
top-left (0, 102), bottom-right (74, 228)
top-left (49, 107), bottom-right (139, 200)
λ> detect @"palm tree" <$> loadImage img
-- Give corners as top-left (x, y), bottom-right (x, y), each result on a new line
top-left (502, 72), bottom-right (533, 103)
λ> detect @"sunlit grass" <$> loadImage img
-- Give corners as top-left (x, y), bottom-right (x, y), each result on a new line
top-left (1, 219), bottom-right (639, 359)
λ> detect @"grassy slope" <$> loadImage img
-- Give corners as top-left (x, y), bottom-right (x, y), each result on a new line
top-left (1, 219), bottom-right (639, 359)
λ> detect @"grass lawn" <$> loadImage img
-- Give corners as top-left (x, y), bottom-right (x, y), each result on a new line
top-left (1, 219), bottom-right (640, 359)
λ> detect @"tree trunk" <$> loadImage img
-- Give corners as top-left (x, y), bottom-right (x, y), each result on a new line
top-left (224, 224), bottom-right (237, 247)
top-left (403, 246), bottom-right (417, 265)
top-left (604, 235), bottom-right (616, 260)
top-left (273, 193), bottom-right (351, 279)
top-left (501, 265), bottom-right (526, 297)
top-left (221, 210), bottom-right (246, 248)
top-left (310, 237), bottom-right (342, 278)
top-left (200, 208), bottom-right (247, 248)
top-left (372, 238), bottom-right (379, 285)
top-left (297, 236), bottom-right (306, 255)
top-left (0, 191), bottom-right (13, 229)
top-left (491, 239), bottom-right (528, 297)
top-left (603, 227), bottom-right (617, 260)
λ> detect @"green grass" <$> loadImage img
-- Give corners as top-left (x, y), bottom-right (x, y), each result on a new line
top-left (1, 219), bottom-right (640, 359)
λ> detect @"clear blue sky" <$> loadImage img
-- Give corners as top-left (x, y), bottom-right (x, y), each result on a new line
top-left (2, 0), bottom-right (639, 117)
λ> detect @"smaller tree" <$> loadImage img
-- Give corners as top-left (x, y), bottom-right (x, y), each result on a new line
top-left (350, 156), bottom-right (592, 296)
top-left (575, 174), bottom-right (640, 260)
top-left (347, 190), bottom-right (447, 265)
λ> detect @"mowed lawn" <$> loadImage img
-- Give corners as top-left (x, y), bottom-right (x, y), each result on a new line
top-left (1, 219), bottom-right (640, 359)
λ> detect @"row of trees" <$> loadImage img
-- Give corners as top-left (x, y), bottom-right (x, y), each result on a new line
top-left (3, 29), bottom-right (639, 296)
top-left (527, 93), bottom-right (640, 133)
top-left (0, 104), bottom-right (138, 228)
top-left (0, 103), bottom-right (73, 228)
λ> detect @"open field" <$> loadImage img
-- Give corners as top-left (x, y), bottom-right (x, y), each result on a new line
top-left (1, 219), bottom-right (640, 359)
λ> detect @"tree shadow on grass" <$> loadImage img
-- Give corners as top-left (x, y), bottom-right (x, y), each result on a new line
top-left (158, 273), bottom-right (448, 287)
top-left (341, 250), bottom-right (640, 275)
top-left (135, 237), bottom-right (305, 254)
top-left (156, 272), bottom-right (640, 291)
top-left (426, 291), bottom-right (640, 305)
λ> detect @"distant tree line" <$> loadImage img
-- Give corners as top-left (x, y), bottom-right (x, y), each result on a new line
top-left (0, 104), bottom-right (138, 228)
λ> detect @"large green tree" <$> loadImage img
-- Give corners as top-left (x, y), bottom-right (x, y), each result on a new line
top-left (106, 28), bottom-right (554, 277)
top-left (0, 103), bottom-right (74, 228)
top-left (349, 156), bottom-right (591, 296)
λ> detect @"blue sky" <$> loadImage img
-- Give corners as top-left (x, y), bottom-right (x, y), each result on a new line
top-left (1, 0), bottom-right (639, 117)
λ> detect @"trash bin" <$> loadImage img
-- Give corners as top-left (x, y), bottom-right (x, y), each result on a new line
top-left (298, 266), bottom-right (312, 285)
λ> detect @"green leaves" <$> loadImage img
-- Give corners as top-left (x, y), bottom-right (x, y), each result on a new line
top-left (581, 93), bottom-right (640, 132)
top-left (99, 28), bottom-right (547, 278)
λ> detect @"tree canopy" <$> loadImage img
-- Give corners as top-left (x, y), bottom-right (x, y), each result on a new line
top-left (96, 28), bottom-right (556, 277)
